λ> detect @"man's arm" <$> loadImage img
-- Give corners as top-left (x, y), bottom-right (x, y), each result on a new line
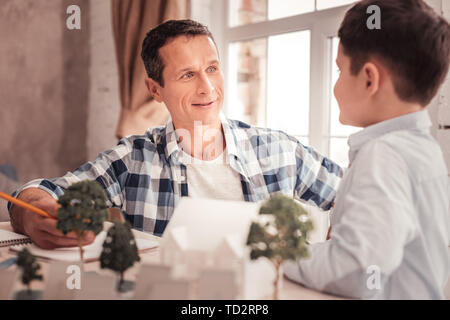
top-left (293, 140), bottom-right (344, 210)
top-left (9, 188), bottom-right (94, 249)
top-left (9, 188), bottom-right (53, 234)
top-left (8, 138), bottom-right (133, 248)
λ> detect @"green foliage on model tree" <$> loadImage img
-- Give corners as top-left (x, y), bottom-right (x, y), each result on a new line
top-left (246, 194), bottom-right (314, 299)
top-left (100, 221), bottom-right (140, 290)
top-left (56, 180), bottom-right (109, 262)
top-left (16, 247), bottom-right (43, 294)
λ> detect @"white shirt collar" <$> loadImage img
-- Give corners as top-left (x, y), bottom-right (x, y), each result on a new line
top-left (347, 110), bottom-right (432, 163)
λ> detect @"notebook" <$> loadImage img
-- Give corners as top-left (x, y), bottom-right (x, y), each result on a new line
top-left (9, 230), bottom-right (158, 262)
top-left (0, 229), bottom-right (32, 247)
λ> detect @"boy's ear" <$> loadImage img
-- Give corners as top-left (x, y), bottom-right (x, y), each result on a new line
top-left (362, 62), bottom-right (380, 96)
top-left (145, 78), bottom-right (163, 102)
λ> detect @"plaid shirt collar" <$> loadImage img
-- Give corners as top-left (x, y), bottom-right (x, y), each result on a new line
top-left (162, 112), bottom-right (251, 182)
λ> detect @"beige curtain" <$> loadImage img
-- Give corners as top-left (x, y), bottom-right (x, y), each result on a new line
top-left (112, 0), bottom-right (190, 139)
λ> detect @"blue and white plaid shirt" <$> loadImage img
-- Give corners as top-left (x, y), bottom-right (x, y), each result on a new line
top-left (9, 114), bottom-right (343, 236)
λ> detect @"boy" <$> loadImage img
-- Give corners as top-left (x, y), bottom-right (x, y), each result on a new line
top-left (284, 0), bottom-right (450, 299)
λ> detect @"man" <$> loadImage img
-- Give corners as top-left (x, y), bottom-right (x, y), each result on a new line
top-left (8, 20), bottom-right (343, 249)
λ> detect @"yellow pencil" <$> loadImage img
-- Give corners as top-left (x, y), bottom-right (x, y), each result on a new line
top-left (0, 191), bottom-right (56, 220)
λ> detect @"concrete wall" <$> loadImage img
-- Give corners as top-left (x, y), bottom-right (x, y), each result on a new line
top-left (436, 0), bottom-right (450, 174)
top-left (0, 0), bottom-right (91, 182)
top-left (0, 0), bottom-right (121, 183)
top-left (88, 0), bottom-right (120, 160)
top-left (422, 0), bottom-right (450, 175)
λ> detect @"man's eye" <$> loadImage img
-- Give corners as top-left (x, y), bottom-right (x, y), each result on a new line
top-left (207, 66), bottom-right (217, 73)
top-left (182, 72), bottom-right (194, 79)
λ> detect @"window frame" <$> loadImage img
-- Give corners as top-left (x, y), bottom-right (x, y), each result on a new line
top-left (210, 1), bottom-right (353, 156)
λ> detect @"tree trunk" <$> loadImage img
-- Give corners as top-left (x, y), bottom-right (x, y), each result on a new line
top-left (119, 272), bottom-right (124, 290)
top-left (77, 230), bottom-right (85, 264)
top-left (273, 261), bottom-right (281, 300)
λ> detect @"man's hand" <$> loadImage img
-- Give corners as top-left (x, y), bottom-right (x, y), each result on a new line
top-left (9, 188), bottom-right (95, 249)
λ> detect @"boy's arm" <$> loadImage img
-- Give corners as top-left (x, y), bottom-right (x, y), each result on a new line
top-left (285, 142), bottom-right (415, 299)
top-left (293, 140), bottom-right (344, 210)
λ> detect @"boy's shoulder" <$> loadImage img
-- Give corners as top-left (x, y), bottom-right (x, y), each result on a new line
top-left (358, 128), bottom-right (447, 181)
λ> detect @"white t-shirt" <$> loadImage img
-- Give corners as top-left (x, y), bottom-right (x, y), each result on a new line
top-left (178, 148), bottom-right (245, 201)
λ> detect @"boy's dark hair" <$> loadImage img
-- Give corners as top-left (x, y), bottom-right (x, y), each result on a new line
top-left (338, 0), bottom-right (450, 106)
top-left (141, 19), bottom-right (215, 87)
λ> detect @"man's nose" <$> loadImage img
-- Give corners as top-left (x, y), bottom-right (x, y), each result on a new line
top-left (197, 73), bottom-right (214, 95)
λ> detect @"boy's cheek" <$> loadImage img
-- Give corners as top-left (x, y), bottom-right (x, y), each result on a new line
top-left (333, 81), bottom-right (345, 105)
top-left (333, 81), bottom-right (340, 100)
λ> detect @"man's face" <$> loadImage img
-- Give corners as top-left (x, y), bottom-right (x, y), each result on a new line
top-left (148, 35), bottom-right (224, 128)
top-left (334, 43), bottom-right (368, 127)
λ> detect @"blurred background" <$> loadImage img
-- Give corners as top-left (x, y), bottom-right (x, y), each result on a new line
top-left (0, 0), bottom-right (449, 235)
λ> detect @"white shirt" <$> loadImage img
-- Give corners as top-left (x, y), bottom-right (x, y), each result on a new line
top-left (284, 110), bottom-right (450, 299)
top-left (178, 148), bottom-right (245, 201)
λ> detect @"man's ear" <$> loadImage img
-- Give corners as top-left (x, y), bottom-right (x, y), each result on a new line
top-left (362, 62), bottom-right (380, 96)
top-left (145, 78), bottom-right (163, 102)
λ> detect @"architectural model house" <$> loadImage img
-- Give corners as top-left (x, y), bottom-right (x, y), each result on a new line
top-left (147, 279), bottom-right (193, 300)
top-left (213, 234), bottom-right (245, 295)
top-left (133, 264), bottom-right (173, 299)
top-left (158, 198), bottom-right (276, 299)
top-left (198, 269), bottom-right (239, 300)
top-left (160, 226), bottom-right (189, 266)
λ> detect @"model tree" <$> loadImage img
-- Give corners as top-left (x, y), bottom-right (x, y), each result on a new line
top-left (246, 194), bottom-right (314, 300)
top-left (56, 180), bottom-right (109, 263)
top-left (16, 247), bottom-right (43, 299)
top-left (100, 221), bottom-right (141, 292)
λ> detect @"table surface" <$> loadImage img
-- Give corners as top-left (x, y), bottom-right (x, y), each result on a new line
top-left (0, 221), bottom-right (343, 300)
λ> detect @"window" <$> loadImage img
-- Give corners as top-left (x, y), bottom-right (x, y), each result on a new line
top-left (228, 0), bottom-right (356, 26)
top-left (267, 31), bottom-right (311, 146)
top-left (227, 30), bottom-right (311, 146)
top-left (215, 0), bottom-right (358, 167)
top-left (228, 38), bottom-right (267, 127)
top-left (317, 0), bottom-right (358, 10)
top-left (328, 37), bottom-right (359, 167)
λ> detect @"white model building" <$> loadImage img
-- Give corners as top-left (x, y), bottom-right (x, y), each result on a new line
top-left (158, 197), bottom-right (276, 299)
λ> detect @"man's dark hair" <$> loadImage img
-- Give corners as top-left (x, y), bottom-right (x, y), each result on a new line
top-left (141, 19), bottom-right (215, 87)
top-left (338, 0), bottom-right (450, 106)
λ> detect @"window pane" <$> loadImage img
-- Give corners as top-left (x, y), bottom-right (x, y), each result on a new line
top-left (227, 38), bottom-right (267, 126)
top-left (268, 0), bottom-right (314, 20)
top-left (229, 0), bottom-right (316, 27)
top-left (267, 31), bottom-right (310, 136)
top-left (329, 37), bottom-right (359, 136)
top-left (229, 0), bottom-right (267, 27)
top-left (317, 0), bottom-right (356, 10)
top-left (329, 137), bottom-right (350, 168)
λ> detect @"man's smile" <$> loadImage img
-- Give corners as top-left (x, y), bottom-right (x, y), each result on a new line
top-left (191, 100), bottom-right (216, 108)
